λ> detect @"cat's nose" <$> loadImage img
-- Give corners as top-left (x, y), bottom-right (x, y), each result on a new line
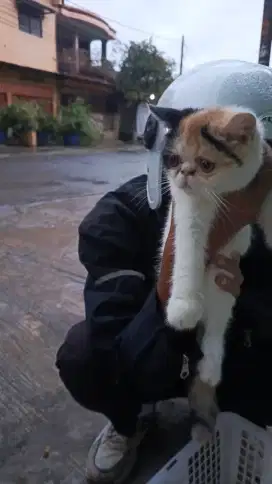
top-left (181, 165), bottom-right (196, 175)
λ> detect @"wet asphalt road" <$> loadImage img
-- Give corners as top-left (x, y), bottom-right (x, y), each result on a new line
top-left (0, 150), bottom-right (189, 484)
top-left (0, 150), bottom-right (147, 206)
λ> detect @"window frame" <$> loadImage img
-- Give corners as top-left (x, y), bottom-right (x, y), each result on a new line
top-left (18, 4), bottom-right (43, 38)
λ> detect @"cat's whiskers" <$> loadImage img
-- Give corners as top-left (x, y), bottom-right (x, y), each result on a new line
top-left (131, 180), bottom-right (170, 211)
top-left (212, 192), bottom-right (248, 214)
top-left (205, 191), bottom-right (228, 235)
top-left (211, 191), bottom-right (231, 214)
top-left (131, 187), bottom-right (148, 209)
top-left (208, 190), bottom-right (229, 218)
top-left (206, 189), bottom-right (236, 231)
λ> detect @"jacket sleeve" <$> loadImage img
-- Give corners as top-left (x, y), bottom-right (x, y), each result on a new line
top-left (78, 180), bottom-right (201, 390)
top-left (78, 181), bottom-right (159, 347)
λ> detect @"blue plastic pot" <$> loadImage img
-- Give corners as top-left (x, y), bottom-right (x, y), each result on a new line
top-left (63, 133), bottom-right (80, 146)
top-left (37, 131), bottom-right (50, 146)
top-left (0, 130), bottom-right (6, 144)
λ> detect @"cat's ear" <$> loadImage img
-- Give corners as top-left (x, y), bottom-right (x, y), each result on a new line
top-left (149, 105), bottom-right (184, 130)
top-left (223, 112), bottom-right (256, 143)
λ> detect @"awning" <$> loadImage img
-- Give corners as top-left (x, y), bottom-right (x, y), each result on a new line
top-left (16, 0), bottom-right (55, 14)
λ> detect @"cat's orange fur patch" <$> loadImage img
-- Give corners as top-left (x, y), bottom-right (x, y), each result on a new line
top-left (179, 109), bottom-right (229, 149)
top-left (175, 108), bottom-right (254, 169)
top-left (174, 109), bottom-right (234, 169)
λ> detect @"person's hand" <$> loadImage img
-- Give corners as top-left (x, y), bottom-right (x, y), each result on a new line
top-left (213, 252), bottom-right (243, 298)
top-left (157, 142), bottom-right (272, 304)
top-left (158, 244), bottom-right (243, 303)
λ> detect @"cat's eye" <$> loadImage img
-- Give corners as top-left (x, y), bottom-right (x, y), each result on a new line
top-left (165, 154), bottom-right (181, 168)
top-left (196, 157), bottom-right (215, 173)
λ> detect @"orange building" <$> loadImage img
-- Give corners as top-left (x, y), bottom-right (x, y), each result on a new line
top-left (0, 0), bottom-right (117, 122)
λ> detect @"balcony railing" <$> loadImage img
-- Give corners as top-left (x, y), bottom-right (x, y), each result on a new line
top-left (58, 49), bottom-right (116, 81)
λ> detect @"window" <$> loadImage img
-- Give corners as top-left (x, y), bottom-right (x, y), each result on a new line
top-left (30, 16), bottom-right (42, 37)
top-left (18, 5), bottom-right (43, 38)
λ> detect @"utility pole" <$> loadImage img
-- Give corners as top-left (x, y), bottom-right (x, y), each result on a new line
top-left (258, 0), bottom-right (272, 65)
top-left (179, 35), bottom-right (185, 75)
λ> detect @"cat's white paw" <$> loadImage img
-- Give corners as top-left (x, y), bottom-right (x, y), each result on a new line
top-left (198, 358), bottom-right (222, 387)
top-left (166, 297), bottom-right (203, 330)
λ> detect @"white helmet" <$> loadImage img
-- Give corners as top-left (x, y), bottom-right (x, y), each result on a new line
top-left (145, 59), bottom-right (272, 209)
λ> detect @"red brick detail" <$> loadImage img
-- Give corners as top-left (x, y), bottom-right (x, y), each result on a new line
top-left (0, 93), bottom-right (7, 106)
top-left (0, 82), bottom-right (54, 99)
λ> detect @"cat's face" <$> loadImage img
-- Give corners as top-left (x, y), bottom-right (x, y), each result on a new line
top-left (150, 106), bottom-right (263, 196)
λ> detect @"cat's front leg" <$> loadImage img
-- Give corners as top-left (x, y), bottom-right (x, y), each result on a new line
top-left (190, 322), bottom-right (226, 443)
top-left (189, 376), bottom-right (218, 443)
top-left (167, 296), bottom-right (203, 331)
top-left (198, 331), bottom-right (226, 387)
top-left (189, 267), bottom-right (237, 442)
top-left (166, 199), bottom-right (209, 331)
top-left (189, 322), bottom-right (226, 442)
top-left (199, 226), bottom-right (251, 386)
top-left (198, 286), bottom-right (234, 387)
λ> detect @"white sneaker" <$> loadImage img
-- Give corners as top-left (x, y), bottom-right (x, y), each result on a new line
top-left (86, 421), bottom-right (147, 483)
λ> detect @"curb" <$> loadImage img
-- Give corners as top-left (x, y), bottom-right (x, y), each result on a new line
top-left (0, 144), bottom-right (146, 159)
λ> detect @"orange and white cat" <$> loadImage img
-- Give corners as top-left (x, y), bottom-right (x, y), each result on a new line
top-left (151, 105), bottom-right (272, 438)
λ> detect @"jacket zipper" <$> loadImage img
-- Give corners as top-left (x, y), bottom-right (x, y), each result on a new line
top-left (180, 354), bottom-right (190, 380)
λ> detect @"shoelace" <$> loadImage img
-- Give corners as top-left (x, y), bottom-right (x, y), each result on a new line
top-left (102, 425), bottom-right (128, 450)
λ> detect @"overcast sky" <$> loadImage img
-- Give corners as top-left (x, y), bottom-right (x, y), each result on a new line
top-left (65, 0), bottom-right (266, 73)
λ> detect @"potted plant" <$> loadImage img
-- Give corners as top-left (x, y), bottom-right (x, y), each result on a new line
top-left (36, 106), bottom-right (57, 146)
top-left (0, 104), bottom-right (23, 145)
top-left (59, 100), bottom-right (94, 146)
top-left (0, 107), bottom-right (8, 144)
top-left (4, 102), bottom-right (39, 147)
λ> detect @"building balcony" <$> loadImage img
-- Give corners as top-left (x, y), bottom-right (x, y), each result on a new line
top-left (56, 3), bottom-right (116, 87)
top-left (57, 49), bottom-right (116, 83)
top-left (57, 4), bottom-right (116, 41)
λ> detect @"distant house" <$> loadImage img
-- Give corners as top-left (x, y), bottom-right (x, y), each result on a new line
top-left (0, 0), bottom-right (118, 133)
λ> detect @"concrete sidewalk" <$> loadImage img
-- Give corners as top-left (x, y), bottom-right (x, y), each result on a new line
top-left (0, 153), bottom-right (189, 484)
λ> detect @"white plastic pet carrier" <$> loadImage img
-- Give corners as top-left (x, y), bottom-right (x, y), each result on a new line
top-left (147, 412), bottom-right (272, 484)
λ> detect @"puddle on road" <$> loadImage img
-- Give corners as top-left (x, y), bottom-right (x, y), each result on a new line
top-left (67, 176), bottom-right (108, 185)
top-left (0, 205), bottom-right (17, 219)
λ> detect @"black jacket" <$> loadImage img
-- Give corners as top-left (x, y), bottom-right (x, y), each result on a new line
top-left (78, 174), bottom-right (272, 424)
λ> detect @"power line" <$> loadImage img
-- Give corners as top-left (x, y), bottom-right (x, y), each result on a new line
top-left (64, 0), bottom-right (186, 73)
top-left (64, 0), bottom-right (181, 42)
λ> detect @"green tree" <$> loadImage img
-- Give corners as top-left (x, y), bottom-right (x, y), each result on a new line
top-left (117, 39), bottom-right (175, 102)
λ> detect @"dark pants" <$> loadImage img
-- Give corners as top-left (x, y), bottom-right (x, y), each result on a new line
top-left (56, 319), bottom-right (272, 437)
top-left (56, 319), bottom-right (196, 436)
